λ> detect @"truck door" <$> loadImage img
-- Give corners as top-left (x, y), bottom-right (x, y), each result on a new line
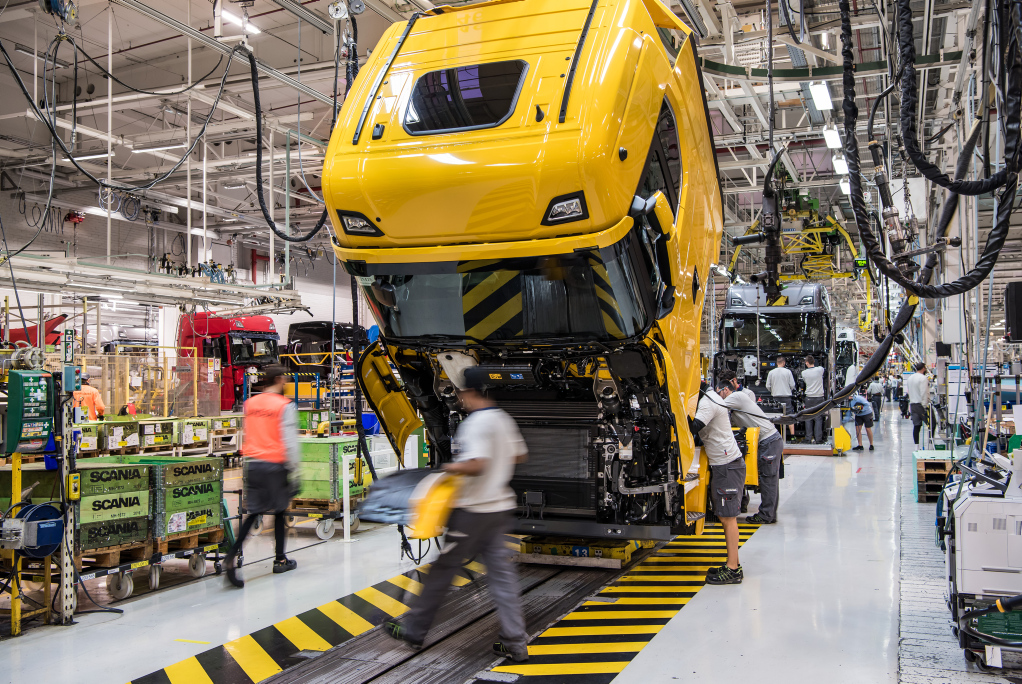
top-left (357, 340), bottom-right (423, 459)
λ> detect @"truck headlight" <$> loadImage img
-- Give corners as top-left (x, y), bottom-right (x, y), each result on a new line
top-left (541, 192), bottom-right (588, 225)
top-left (337, 211), bottom-right (384, 236)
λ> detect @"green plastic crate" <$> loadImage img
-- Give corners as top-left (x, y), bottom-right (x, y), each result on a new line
top-left (78, 515), bottom-right (149, 550)
top-left (78, 490), bottom-right (150, 524)
top-left (163, 481), bottom-right (221, 513)
top-left (160, 504), bottom-right (222, 537)
top-left (177, 418), bottom-right (211, 445)
top-left (0, 462), bottom-right (150, 499)
top-left (103, 421), bottom-right (141, 451)
top-left (138, 419), bottom-right (176, 448)
top-left (298, 409), bottom-right (329, 431)
top-left (211, 415), bottom-right (241, 431)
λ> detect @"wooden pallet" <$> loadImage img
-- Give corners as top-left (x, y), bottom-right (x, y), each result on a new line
top-left (289, 498), bottom-right (341, 514)
top-left (211, 428), bottom-right (239, 437)
top-left (104, 447), bottom-right (141, 457)
top-left (76, 539), bottom-right (152, 570)
top-left (917, 492), bottom-right (942, 503)
top-left (917, 459), bottom-right (954, 474)
top-left (139, 445), bottom-right (176, 453)
top-left (154, 526), bottom-right (225, 555)
top-left (0, 454), bottom-right (49, 465)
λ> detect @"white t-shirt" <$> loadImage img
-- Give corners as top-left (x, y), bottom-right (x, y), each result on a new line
top-left (741, 387), bottom-right (756, 402)
top-left (722, 391), bottom-right (779, 441)
top-left (867, 380), bottom-right (884, 395)
top-left (766, 367), bottom-right (795, 396)
top-left (905, 372), bottom-right (930, 405)
top-left (694, 390), bottom-right (742, 466)
top-left (802, 366), bottom-right (826, 397)
top-left (451, 407), bottom-right (526, 513)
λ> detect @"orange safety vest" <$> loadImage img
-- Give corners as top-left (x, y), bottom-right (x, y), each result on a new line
top-left (243, 392), bottom-right (291, 464)
top-left (72, 385), bottom-right (106, 420)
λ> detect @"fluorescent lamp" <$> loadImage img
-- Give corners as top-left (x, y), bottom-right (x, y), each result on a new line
top-left (221, 179), bottom-right (247, 190)
top-left (832, 152), bottom-right (849, 175)
top-left (222, 10), bottom-right (261, 34)
top-left (840, 177), bottom-right (851, 195)
top-left (62, 152), bottom-right (111, 162)
top-left (132, 142), bottom-right (188, 153)
top-left (823, 123), bottom-right (841, 149)
top-left (809, 82), bottom-right (833, 111)
top-left (15, 44), bottom-right (68, 68)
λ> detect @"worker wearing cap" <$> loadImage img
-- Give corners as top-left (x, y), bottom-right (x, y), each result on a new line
top-left (72, 374), bottom-right (105, 421)
top-left (225, 364), bottom-right (301, 587)
top-left (689, 381), bottom-right (746, 584)
top-left (386, 366), bottom-right (530, 662)
top-left (765, 356), bottom-right (796, 439)
top-left (717, 382), bottom-right (783, 524)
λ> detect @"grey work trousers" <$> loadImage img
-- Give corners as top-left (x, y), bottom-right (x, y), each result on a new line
top-left (757, 434), bottom-right (783, 522)
top-left (402, 509), bottom-right (527, 653)
top-left (805, 396), bottom-right (826, 443)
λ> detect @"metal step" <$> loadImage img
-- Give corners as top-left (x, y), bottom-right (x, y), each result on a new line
top-left (687, 511), bottom-right (707, 522)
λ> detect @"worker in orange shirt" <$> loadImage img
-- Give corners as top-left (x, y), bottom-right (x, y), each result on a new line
top-left (72, 374), bottom-right (106, 420)
top-left (225, 365), bottom-right (301, 587)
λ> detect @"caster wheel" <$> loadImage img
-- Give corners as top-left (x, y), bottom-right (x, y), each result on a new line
top-left (148, 565), bottom-right (161, 590)
top-left (188, 553), bottom-right (207, 578)
top-left (316, 519), bottom-right (336, 540)
top-left (964, 649), bottom-right (977, 663)
top-left (214, 561), bottom-right (223, 575)
top-left (106, 573), bottom-right (134, 600)
top-left (349, 515), bottom-right (360, 532)
top-left (285, 515), bottom-right (297, 528)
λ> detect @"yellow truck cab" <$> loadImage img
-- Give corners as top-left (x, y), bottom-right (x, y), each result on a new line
top-left (323, 0), bottom-right (724, 540)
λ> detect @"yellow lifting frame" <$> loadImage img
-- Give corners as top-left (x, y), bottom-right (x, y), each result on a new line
top-left (728, 215), bottom-right (858, 280)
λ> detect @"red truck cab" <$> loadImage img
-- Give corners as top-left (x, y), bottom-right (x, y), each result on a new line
top-left (178, 313), bottom-right (280, 411)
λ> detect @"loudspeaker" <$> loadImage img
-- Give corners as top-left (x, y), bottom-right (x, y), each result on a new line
top-left (1007, 282), bottom-right (1022, 342)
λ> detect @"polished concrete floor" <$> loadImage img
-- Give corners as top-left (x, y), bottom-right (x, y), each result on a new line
top-left (1, 409), bottom-right (1014, 683)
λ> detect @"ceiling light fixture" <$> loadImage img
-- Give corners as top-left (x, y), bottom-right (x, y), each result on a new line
top-left (832, 151), bottom-right (848, 175)
top-left (62, 152), bottom-right (111, 162)
top-left (840, 177), bottom-right (851, 195)
top-left (823, 122), bottom-right (842, 149)
top-left (15, 44), bottom-right (68, 68)
top-left (222, 10), bottom-right (262, 34)
top-left (132, 142), bottom-right (189, 153)
top-left (809, 82), bottom-right (834, 111)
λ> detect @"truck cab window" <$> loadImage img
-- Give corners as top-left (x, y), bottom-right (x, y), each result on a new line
top-left (404, 60), bottom-right (529, 135)
top-left (637, 99), bottom-right (683, 215)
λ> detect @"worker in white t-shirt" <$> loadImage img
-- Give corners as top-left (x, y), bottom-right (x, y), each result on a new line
top-left (690, 381), bottom-right (746, 585)
top-left (386, 366), bottom-right (529, 662)
top-left (801, 355), bottom-right (827, 444)
top-left (905, 362), bottom-right (931, 445)
top-left (765, 356), bottom-right (796, 439)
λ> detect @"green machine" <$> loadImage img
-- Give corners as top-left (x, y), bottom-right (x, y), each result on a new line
top-left (5, 370), bottom-right (56, 454)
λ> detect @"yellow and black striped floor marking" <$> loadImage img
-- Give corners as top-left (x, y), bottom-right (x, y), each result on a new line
top-left (491, 522), bottom-right (761, 683)
top-left (130, 561), bottom-right (487, 684)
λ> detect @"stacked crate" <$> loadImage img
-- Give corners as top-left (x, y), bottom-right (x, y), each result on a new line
top-left (153, 456), bottom-right (223, 539)
top-left (294, 436), bottom-right (361, 503)
top-left (297, 408), bottom-right (330, 433)
top-left (138, 418), bottom-right (176, 451)
top-left (177, 418), bottom-right (211, 449)
top-left (210, 415), bottom-right (241, 435)
top-left (103, 420), bottom-right (142, 453)
top-left (914, 450), bottom-right (954, 502)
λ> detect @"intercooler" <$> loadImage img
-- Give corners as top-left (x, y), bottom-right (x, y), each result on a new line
top-left (511, 425), bottom-right (598, 514)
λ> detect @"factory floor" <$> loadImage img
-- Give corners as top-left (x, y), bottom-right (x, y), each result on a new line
top-left (0, 409), bottom-right (1013, 684)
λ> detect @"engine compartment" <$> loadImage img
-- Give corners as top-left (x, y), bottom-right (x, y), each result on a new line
top-left (388, 343), bottom-right (689, 533)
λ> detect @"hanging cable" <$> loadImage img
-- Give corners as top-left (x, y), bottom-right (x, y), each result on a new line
top-left (77, 47), bottom-right (224, 97)
top-left (247, 50), bottom-right (329, 243)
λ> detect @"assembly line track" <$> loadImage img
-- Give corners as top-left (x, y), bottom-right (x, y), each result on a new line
top-left (264, 562), bottom-right (631, 684)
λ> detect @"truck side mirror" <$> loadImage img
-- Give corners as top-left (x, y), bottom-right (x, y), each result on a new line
top-left (372, 279), bottom-right (397, 308)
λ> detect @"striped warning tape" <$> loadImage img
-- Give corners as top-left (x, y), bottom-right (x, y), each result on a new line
top-left (584, 252), bottom-right (627, 339)
top-left (491, 522), bottom-right (760, 683)
top-left (129, 561), bottom-right (487, 684)
top-left (460, 267), bottom-right (524, 340)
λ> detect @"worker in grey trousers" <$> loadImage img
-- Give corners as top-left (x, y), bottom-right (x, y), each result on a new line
top-left (385, 366), bottom-right (530, 662)
top-left (801, 355), bottom-right (827, 443)
top-left (717, 383), bottom-right (783, 524)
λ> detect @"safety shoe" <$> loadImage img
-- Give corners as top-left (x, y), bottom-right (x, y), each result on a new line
top-left (224, 554), bottom-right (244, 588)
top-left (852, 445), bottom-right (864, 451)
top-left (705, 564), bottom-right (743, 585)
top-left (273, 558), bottom-right (297, 574)
top-left (493, 641), bottom-right (529, 662)
top-left (742, 514), bottom-right (775, 524)
top-left (869, 445), bottom-right (875, 451)
top-left (384, 621), bottom-right (422, 650)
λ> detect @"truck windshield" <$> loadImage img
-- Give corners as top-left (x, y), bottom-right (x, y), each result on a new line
top-left (722, 313), bottom-right (829, 353)
top-left (355, 230), bottom-right (654, 342)
top-left (229, 335), bottom-right (278, 364)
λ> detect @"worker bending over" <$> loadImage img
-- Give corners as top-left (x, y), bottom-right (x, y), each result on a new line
top-left (905, 362), bottom-right (930, 445)
top-left (848, 393), bottom-right (875, 451)
top-left (717, 383), bottom-right (782, 525)
top-left (225, 365), bottom-right (301, 587)
top-left (386, 367), bottom-right (530, 662)
top-left (689, 381), bottom-right (746, 584)
top-left (801, 355), bottom-right (827, 444)
top-left (766, 356), bottom-right (795, 439)
top-left (73, 374), bottom-right (105, 421)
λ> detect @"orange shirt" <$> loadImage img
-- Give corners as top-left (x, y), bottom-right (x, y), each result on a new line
top-left (72, 385), bottom-right (106, 420)
top-left (243, 392), bottom-right (291, 464)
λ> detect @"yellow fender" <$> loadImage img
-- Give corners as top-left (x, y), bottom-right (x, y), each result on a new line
top-left (407, 472), bottom-right (462, 540)
top-left (834, 425), bottom-right (852, 452)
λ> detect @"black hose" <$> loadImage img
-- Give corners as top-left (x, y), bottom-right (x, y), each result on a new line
top-left (926, 120), bottom-right (956, 144)
top-left (247, 51), bottom-right (329, 243)
top-left (898, 0), bottom-right (1014, 195)
top-left (867, 75), bottom-right (899, 140)
top-left (841, 0), bottom-right (1022, 299)
top-left (78, 47), bottom-right (224, 97)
